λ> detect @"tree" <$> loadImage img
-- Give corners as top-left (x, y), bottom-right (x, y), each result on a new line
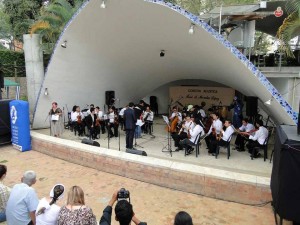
top-left (2, 0), bottom-right (43, 50)
top-left (277, 0), bottom-right (300, 58)
top-left (30, 0), bottom-right (83, 53)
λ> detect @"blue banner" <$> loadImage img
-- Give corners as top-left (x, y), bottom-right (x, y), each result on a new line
top-left (9, 100), bottom-right (31, 151)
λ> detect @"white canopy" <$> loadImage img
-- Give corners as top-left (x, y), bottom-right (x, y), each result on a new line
top-left (32, 0), bottom-right (297, 128)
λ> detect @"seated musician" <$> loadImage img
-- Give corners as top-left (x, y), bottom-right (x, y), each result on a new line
top-left (199, 101), bottom-right (206, 120)
top-left (85, 107), bottom-right (97, 139)
top-left (208, 120), bottom-right (235, 156)
top-left (94, 107), bottom-right (102, 139)
top-left (87, 104), bottom-right (95, 115)
top-left (70, 105), bottom-right (85, 136)
top-left (173, 115), bottom-right (194, 151)
top-left (205, 113), bottom-right (223, 150)
top-left (234, 118), bottom-right (255, 152)
top-left (118, 105), bottom-right (128, 131)
top-left (106, 106), bottom-right (118, 138)
top-left (178, 119), bottom-right (204, 155)
top-left (169, 106), bottom-right (182, 129)
top-left (246, 120), bottom-right (268, 158)
top-left (142, 106), bottom-right (154, 134)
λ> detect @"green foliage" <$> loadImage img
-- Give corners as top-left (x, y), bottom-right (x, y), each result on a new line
top-left (2, 0), bottom-right (43, 48)
top-left (0, 50), bottom-right (51, 77)
top-left (0, 50), bottom-right (25, 77)
top-left (30, 0), bottom-right (84, 54)
top-left (277, 0), bottom-right (300, 58)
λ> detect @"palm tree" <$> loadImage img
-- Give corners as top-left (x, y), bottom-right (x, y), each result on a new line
top-left (30, 0), bottom-right (83, 53)
top-left (277, 0), bottom-right (300, 58)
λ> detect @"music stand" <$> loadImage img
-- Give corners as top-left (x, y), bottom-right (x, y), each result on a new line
top-left (161, 115), bottom-right (174, 156)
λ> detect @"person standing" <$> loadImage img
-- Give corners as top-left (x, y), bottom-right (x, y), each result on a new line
top-left (6, 170), bottom-right (39, 225)
top-left (228, 96), bottom-right (243, 128)
top-left (124, 102), bottom-right (136, 150)
top-left (49, 102), bottom-right (64, 137)
top-left (85, 107), bottom-right (97, 140)
top-left (0, 165), bottom-right (10, 222)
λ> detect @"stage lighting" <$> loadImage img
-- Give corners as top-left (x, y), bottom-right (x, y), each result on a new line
top-left (44, 88), bottom-right (49, 96)
top-left (189, 24), bottom-right (195, 34)
top-left (61, 40), bottom-right (67, 48)
top-left (160, 50), bottom-right (165, 57)
top-left (100, 0), bottom-right (106, 8)
top-left (264, 97), bottom-right (273, 106)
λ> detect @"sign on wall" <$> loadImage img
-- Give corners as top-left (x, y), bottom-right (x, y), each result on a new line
top-left (169, 86), bottom-right (235, 109)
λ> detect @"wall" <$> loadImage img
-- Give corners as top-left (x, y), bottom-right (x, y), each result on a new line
top-left (31, 132), bottom-right (271, 205)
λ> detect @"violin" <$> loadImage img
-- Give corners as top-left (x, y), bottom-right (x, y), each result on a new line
top-left (96, 118), bottom-right (100, 127)
top-left (77, 115), bottom-right (82, 124)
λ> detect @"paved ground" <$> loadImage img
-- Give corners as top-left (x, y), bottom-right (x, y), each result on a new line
top-left (0, 145), bottom-right (275, 225)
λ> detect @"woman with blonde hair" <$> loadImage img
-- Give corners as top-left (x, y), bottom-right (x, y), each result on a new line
top-left (36, 184), bottom-right (65, 225)
top-left (57, 186), bottom-right (97, 225)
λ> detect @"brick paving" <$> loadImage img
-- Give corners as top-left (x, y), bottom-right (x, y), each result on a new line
top-left (0, 145), bottom-right (274, 225)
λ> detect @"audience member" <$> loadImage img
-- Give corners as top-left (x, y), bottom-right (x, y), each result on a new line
top-left (57, 185), bottom-right (97, 225)
top-left (6, 170), bottom-right (39, 225)
top-left (36, 184), bottom-right (65, 225)
top-left (0, 165), bottom-right (10, 222)
top-left (174, 211), bottom-right (193, 225)
top-left (99, 190), bottom-right (147, 225)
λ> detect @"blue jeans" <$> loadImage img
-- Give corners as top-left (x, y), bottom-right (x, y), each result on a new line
top-left (135, 126), bottom-right (141, 138)
top-left (0, 211), bottom-right (6, 222)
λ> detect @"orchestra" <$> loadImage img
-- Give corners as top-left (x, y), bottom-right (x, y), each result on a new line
top-left (63, 97), bottom-right (268, 159)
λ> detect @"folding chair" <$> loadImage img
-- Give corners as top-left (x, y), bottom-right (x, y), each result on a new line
top-left (251, 127), bottom-right (274, 161)
top-left (185, 133), bottom-right (201, 157)
top-left (215, 133), bottom-right (234, 159)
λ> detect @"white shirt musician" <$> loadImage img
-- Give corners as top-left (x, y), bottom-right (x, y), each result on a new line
top-left (178, 119), bottom-right (204, 154)
top-left (169, 107), bottom-right (182, 123)
top-left (247, 120), bottom-right (269, 158)
top-left (71, 107), bottom-right (84, 122)
top-left (207, 113), bottom-right (223, 135)
top-left (235, 118), bottom-right (255, 151)
top-left (209, 120), bottom-right (234, 155)
top-left (143, 108), bottom-right (154, 122)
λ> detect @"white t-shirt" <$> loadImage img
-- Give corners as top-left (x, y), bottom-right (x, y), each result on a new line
top-left (36, 198), bottom-right (61, 225)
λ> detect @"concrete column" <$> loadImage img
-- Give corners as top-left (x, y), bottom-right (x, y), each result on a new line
top-left (23, 34), bottom-right (44, 114)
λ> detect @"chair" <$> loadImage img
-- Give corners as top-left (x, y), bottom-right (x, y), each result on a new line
top-left (251, 127), bottom-right (273, 161)
top-left (215, 133), bottom-right (234, 159)
top-left (185, 133), bottom-right (202, 157)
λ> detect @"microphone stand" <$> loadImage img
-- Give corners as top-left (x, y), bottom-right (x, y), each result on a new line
top-left (118, 99), bottom-right (121, 151)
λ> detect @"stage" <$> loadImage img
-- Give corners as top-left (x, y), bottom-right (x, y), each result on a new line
top-left (32, 117), bottom-right (273, 204)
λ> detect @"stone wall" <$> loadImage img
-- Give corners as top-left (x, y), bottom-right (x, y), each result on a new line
top-left (31, 132), bottom-right (272, 205)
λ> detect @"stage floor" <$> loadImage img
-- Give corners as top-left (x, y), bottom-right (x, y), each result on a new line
top-left (34, 117), bottom-right (273, 178)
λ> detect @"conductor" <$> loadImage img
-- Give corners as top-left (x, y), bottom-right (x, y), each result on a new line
top-left (124, 102), bottom-right (137, 150)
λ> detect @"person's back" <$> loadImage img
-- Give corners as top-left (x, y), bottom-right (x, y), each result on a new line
top-left (36, 198), bottom-right (60, 225)
top-left (0, 164), bottom-right (10, 222)
top-left (6, 171), bottom-right (39, 225)
top-left (36, 184), bottom-right (65, 225)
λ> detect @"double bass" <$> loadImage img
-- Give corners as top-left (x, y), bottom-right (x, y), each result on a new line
top-left (166, 114), bottom-right (179, 133)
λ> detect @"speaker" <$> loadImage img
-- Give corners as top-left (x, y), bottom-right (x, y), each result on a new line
top-left (246, 96), bottom-right (258, 117)
top-left (298, 101), bottom-right (300, 135)
top-left (0, 100), bottom-right (12, 145)
top-left (81, 138), bottom-right (100, 147)
top-left (126, 149), bottom-right (147, 156)
top-left (105, 91), bottom-right (115, 106)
